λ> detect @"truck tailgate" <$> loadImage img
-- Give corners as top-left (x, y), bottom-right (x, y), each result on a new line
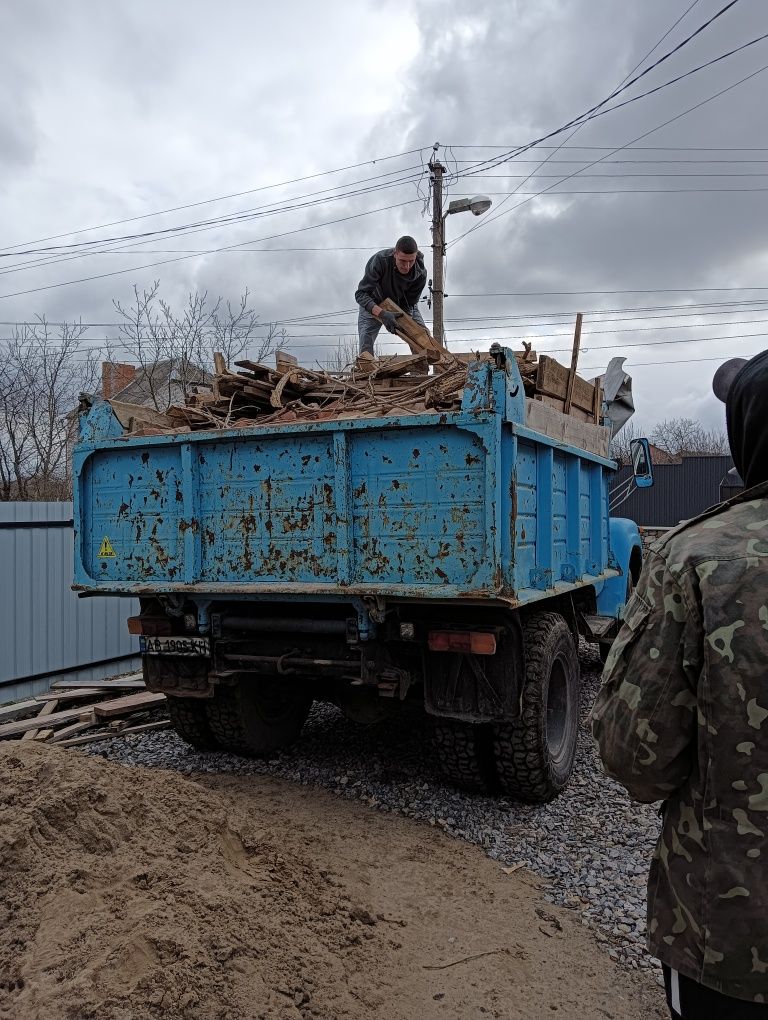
top-left (76, 417), bottom-right (494, 595)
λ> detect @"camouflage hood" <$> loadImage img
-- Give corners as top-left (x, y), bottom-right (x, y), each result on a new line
top-left (590, 484), bottom-right (768, 1003)
top-left (726, 348), bottom-right (768, 489)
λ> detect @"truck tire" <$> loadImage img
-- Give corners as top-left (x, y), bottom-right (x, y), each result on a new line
top-left (206, 680), bottom-right (312, 757)
top-left (492, 612), bottom-right (580, 803)
top-left (167, 695), bottom-right (221, 752)
top-left (432, 720), bottom-right (497, 792)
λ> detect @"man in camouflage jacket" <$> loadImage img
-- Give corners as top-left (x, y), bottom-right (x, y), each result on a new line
top-left (591, 351), bottom-right (768, 1016)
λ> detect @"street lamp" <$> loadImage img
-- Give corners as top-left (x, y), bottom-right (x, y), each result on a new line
top-left (430, 164), bottom-right (492, 343)
top-left (445, 196), bottom-right (493, 217)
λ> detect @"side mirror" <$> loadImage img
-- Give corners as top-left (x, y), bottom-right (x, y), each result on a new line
top-left (630, 438), bottom-right (654, 488)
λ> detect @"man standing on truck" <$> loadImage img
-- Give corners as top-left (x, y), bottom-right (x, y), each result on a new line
top-left (355, 236), bottom-right (428, 355)
top-left (590, 351), bottom-right (768, 1018)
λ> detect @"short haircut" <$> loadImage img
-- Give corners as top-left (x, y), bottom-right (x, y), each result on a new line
top-left (395, 235), bottom-right (418, 255)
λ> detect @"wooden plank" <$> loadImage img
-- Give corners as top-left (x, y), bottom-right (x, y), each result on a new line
top-left (34, 729), bottom-right (54, 741)
top-left (35, 688), bottom-right (105, 703)
top-left (58, 719), bottom-right (171, 748)
top-left (564, 313), bottom-right (583, 415)
top-left (525, 398), bottom-right (611, 458)
top-left (108, 400), bottom-right (177, 431)
top-left (275, 351), bottom-right (298, 375)
top-left (50, 675), bottom-right (144, 690)
top-left (232, 359), bottom-right (273, 378)
top-left (536, 356), bottom-right (596, 414)
top-left (0, 699), bottom-right (43, 724)
top-left (373, 354), bottom-right (430, 378)
top-left (92, 691), bottom-right (166, 720)
top-left (0, 704), bottom-right (96, 739)
top-left (22, 697), bottom-right (59, 740)
top-left (592, 376), bottom-right (602, 425)
top-left (213, 351), bottom-right (227, 375)
top-left (379, 299), bottom-right (449, 364)
top-left (49, 720), bottom-right (96, 743)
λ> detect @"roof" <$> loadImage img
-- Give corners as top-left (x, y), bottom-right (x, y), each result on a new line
top-left (112, 359), bottom-right (211, 409)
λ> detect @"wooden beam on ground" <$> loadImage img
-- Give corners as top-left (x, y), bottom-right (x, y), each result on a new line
top-left (92, 691), bottom-right (166, 720)
top-left (49, 675), bottom-right (144, 691)
top-left (35, 688), bottom-right (105, 704)
top-left (57, 719), bottom-right (171, 748)
top-left (19, 698), bottom-right (59, 742)
top-left (0, 699), bottom-right (43, 724)
top-left (0, 704), bottom-right (96, 739)
top-left (49, 720), bottom-right (97, 743)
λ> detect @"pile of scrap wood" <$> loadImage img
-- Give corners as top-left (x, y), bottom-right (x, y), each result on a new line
top-left (109, 304), bottom-right (601, 435)
top-left (0, 673), bottom-right (169, 748)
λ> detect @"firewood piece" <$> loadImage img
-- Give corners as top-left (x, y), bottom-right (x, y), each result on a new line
top-left (379, 299), bottom-right (452, 364)
top-left (108, 400), bottom-right (178, 432)
top-left (275, 351), bottom-right (299, 375)
top-left (373, 353), bottom-right (430, 378)
top-left (213, 352), bottom-right (227, 375)
top-left (233, 359), bottom-right (273, 378)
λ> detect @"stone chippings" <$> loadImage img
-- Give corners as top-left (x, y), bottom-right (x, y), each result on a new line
top-left (87, 645), bottom-right (662, 975)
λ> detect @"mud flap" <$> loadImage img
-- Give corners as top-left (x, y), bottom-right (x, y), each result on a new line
top-left (424, 621), bottom-right (523, 723)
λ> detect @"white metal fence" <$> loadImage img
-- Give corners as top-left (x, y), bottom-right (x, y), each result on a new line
top-left (0, 502), bottom-right (140, 703)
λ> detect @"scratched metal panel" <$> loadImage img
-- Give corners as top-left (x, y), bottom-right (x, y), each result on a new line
top-left (513, 439), bottom-right (537, 580)
top-left (349, 425), bottom-right (489, 587)
top-left (197, 434), bottom-right (337, 582)
top-left (0, 502), bottom-right (139, 703)
top-left (552, 453), bottom-right (567, 576)
top-left (82, 447), bottom-right (185, 581)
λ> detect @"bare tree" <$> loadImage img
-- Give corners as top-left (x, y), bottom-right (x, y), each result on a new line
top-left (321, 338), bottom-right (359, 374)
top-left (110, 282), bottom-right (285, 410)
top-left (608, 419), bottom-right (646, 467)
top-left (0, 318), bottom-right (99, 501)
top-left (650, 417), bottom-right (729, 458)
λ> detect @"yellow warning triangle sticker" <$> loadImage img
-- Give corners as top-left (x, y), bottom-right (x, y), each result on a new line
top-left (98, 536), bottom-right (117, 558)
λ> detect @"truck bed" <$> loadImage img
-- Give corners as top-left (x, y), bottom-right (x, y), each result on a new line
top-left (73, 352), bottom-right (617, 605)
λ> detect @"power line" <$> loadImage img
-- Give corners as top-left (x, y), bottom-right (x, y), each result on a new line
top-left (0, 147), bottom-right (424, 255)
top-left (450, 57), bottom-right (768, 247)
top-left (0, 198), bottom-right (422, 303)
top-left (0, 164), bottom-right (426, 260)
top-left (456, 1), bottom-right (748, 180)
top-left (0, 170), bottom-right (428, 278)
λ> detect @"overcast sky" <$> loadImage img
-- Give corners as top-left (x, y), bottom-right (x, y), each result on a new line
top-left (1, 0), bottom-right (767, 432)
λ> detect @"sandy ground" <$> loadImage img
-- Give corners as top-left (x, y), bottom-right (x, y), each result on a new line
top-left (0, 742), bottom-right (665, 1019)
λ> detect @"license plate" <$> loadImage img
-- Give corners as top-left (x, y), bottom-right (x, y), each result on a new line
top-left (139, 635), bottom-right (211, 657)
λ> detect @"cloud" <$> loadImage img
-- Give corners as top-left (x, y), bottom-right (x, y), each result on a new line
top-left (0, 0), bottom-right (766, 433)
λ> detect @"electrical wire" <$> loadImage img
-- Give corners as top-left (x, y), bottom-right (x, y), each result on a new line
top-left (451, 0), bottom-right (705, 251)
top-left (0, 147), bottom-right (425, 255)
top-left (0, 198), bottom-right (423, 303)
top-left (449, 60), bottom-right (768, 247)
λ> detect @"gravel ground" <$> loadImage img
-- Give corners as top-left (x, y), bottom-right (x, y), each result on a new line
top-left (87, 644), bottom-right (662, 980)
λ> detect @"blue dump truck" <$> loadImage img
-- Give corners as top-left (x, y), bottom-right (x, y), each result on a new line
top-left (73, 345), bottom-right (652, 802)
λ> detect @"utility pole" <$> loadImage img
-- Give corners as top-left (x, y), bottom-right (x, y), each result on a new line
top-left (430, 155), bottom-right (446, 344)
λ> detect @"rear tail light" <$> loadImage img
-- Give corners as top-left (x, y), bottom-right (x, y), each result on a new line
top-left (127, 615), bottom-right (172, 636)
top-left (428, 630), bottom-right (497, 655)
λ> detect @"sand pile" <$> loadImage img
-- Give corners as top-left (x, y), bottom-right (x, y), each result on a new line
top-left (0, 743), bottom-right (385, 1020)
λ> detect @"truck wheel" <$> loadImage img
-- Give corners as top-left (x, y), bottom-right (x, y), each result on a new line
top-left (492, 612), bottom-right (580, 803)
top-left (206, 680), bottom-right (312, 757)
top-left (432, 720), bottom-right (497, 792)
top-left (167, 696), bottom-right (221, 751)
